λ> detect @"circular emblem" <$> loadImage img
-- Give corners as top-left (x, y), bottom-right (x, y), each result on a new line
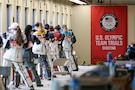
top-left (100, 14), bottom-right (118, 32)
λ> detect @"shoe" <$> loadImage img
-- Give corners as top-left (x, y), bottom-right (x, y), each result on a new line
top-left (48, 78), bottom-right (51, 80)
top-left (7, 81), bottom-right (14, 88)
top-left (11, 86), bottom-right (17, 89)
top-left (37, 84), bottom-right (43, 87)
top-left (30, 86), bottom-right (35, 90)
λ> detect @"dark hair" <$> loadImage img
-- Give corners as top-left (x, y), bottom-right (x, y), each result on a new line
top-left (49, 26), bottom-right (54, 31)
top-left (133, 44), bottom-right (135, 47)
top-left (23, 25), bottom-right (32, 48)
top-left (25, 25), bottom-right (32, 37)
top-left (2, 32), bottom-right (7, 39)
top-left (44, 24), bottom-right (49, 30)
top-left (16, 26), bottom-right (23, 45)
top-left (35, 23), bottom-right (39, 27)
top-left (55, 25), bottom-right (61, 31)
top-left (0, 36), bottom-right (3, 48)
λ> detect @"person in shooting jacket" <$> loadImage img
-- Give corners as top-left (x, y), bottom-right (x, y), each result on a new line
top-left (3, 22), bottom-right (34, 90)
top-left (126, 43), bottom-right (135, 60)
top-left (22, 25), bottom-right (43, 87)
top-left (32, 22), bottom-right (51, 80)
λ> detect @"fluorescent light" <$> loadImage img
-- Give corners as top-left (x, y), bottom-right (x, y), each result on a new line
top-left (69, 0), bottom-right (87, 5)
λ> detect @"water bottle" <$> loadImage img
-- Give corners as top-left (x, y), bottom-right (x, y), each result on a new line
top-left (132, 72), bottom-right (135, 89)
top-left (129, 59), bottom-right (134, 69)
top-left (109, 62), bottom-right (115, 77)
top-left (107, 52), bottom-right (112, 63)
top-left (69, 76), bottom-right (80, 90)
top-left (106, 52), bottom-right (112, 66)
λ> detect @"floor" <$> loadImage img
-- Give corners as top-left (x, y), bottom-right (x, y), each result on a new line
top-left (5, 65), bottom-right (134, 90)
top-left (9, 79), bottom-right (52, 90)
top-left (5, 66), bottom-right (100, 90)
top-left (8, 74), bottom-right (72, 90)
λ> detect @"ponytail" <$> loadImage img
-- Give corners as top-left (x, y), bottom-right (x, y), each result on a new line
top-left (16, 26), bottom-right (23, 45)
top-left (64, 25), bottom-right (68, 32)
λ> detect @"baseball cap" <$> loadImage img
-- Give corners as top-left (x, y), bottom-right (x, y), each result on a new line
top-left (44, 24), bottom-right (49, 29)
top-left (8, 22), bottom-right (19, 29)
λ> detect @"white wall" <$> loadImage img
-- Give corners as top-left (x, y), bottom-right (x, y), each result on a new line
top-left (128, 5), bottom-right (135, 44)
top-left (71, 5), bottom-right (135, 65)
top-left (0, 0), bottom-right (72, 66)
top-left (71, 5), bottom-right (90, 64)
top-left (0, 0), bottom-right (72, 32)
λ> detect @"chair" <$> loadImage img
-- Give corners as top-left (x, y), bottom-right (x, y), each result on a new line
top-left (0, 66), bottom-right (11, 90)
top-left (52, 58), bottom-right (71, 78)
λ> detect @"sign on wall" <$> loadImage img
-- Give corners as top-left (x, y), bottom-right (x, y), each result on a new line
top-left (91, 6), bottom-right (127, 64)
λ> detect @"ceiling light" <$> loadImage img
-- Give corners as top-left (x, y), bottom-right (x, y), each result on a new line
top-left (69, 0), bottom-right (87, 5)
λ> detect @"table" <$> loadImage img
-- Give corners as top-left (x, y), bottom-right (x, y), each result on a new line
top-left (112, 73), bottom-right (132, 90)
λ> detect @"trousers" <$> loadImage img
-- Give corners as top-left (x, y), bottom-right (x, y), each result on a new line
top-left (22, 48), bottom-right (42, 85)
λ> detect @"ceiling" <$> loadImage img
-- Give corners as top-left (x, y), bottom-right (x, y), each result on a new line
top-left (79, 0), bottom-right (135, 5)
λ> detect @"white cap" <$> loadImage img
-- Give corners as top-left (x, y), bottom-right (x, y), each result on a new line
top-left (8, 22), bottom-right (19, 29)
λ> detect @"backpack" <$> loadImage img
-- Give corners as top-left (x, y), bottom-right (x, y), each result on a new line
top-left (71, 33), bottom-right (76, 44)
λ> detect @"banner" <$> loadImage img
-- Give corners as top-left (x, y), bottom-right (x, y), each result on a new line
top-left (91, 6), bottom-right (127, 64)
